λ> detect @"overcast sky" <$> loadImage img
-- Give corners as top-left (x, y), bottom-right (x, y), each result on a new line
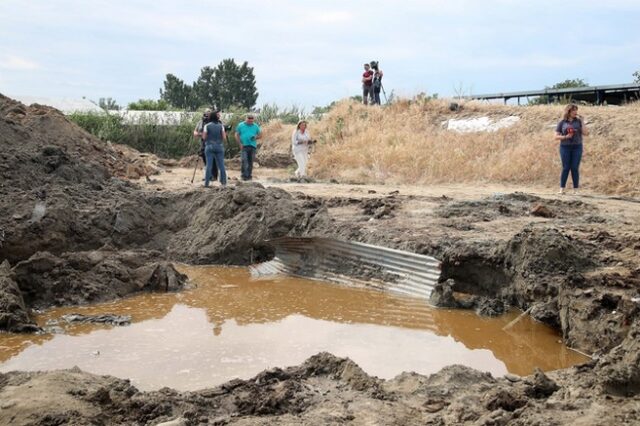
top-left (1, 0), bottom-right (639, 109)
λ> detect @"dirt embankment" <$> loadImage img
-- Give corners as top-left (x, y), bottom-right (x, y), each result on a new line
top-left (1, 350), bottom-right (639, 425)
top-left (311, 191), bottom-right (640, 355)
top-left (0, 94), bottom-right (327, 332)
top-left (1, 94), bottom-right (640, 424)
top-left (259, 99), bottom-right (640, 196)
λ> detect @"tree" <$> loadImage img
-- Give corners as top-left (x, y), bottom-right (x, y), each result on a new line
top-left (197, 59), bottom-right (258, 110)
top-left (127, 99), bottom-right (170, 111)
top-left (160, 59), bottom-right (259, 111)
top-left (160, 74), bottom-right (198, 110)
top-left (99, 97), bottom-right (120, 111)
top-left (193, 66), bottom-right (217, 108)
top-left (529, 78), bottom-right (588, 105)
top-left (634, 70), bottom-right (640, 83)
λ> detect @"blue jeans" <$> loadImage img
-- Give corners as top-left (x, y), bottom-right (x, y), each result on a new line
top-left (559, 144), bottom-right (582, 188)
top-left (200, 140), bottom-right (217, 180)
top-left (373, 88), bottom-right (381, 105)
top-left (241, 146), bottom-right (256, 180)
top-left (205, 143), bottom-right (226, 186)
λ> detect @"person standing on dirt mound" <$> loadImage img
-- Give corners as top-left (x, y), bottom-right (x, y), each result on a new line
top-left (362, 63), bottom-right (374, 105)
top-left (235, 114), bottom-right (262, 181)
top-left (291, 120), bottom-right (315, 180)
top-left (202, 111), bottom-right (227, 187)
top-left (554, 103), bottom-right (589, 195)
top-left (370, 61), bottom-right (384, 105)
top-left (193, 109), bottom-right (217, 182)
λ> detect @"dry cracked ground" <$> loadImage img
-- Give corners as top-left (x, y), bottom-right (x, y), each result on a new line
top-left (1, 94), bottom-right (639, 425)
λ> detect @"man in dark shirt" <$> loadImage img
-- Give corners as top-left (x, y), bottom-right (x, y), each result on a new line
top-left (362, 63), bottom-right (373, 105)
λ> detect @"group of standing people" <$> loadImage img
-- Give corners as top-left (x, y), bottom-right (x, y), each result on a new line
top-left (362, 61), bottom-right (384, 105)
top-left (193, 85), bottom-right (589, 195)
top-left (193, 109), bottom-right (224, 187)
top-left (193, 112), bottom-right (262, 187)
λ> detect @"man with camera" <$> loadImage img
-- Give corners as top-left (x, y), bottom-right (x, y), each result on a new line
top-left (193, 109), bottom-right (217, 182)
top-left (235, 113), bottom-right (262, 181)
top-left (370, 61), bottom-right (384, 105)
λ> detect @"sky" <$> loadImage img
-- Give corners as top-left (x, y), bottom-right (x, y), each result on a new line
top-left (1, 0), bottom-right (639, 110)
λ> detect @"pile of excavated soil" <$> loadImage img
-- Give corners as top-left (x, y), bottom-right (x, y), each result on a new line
top-left (1, 351), bottom-right (638, 425)
top-left (0, 95), bottom-right (328, 332)
top-left (0, 94), bottom-right (157, 187)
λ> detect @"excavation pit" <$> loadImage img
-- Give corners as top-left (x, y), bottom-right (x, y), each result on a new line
top-left (0, 265), bottom-right (589, 391)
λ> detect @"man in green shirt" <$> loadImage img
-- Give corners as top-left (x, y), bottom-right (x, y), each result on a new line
top-left (235, 114), bottom-right (262, 181)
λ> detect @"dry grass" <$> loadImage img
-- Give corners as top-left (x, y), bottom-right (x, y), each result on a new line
top-left (270, 98), bottom-right (640, 196)
top-left (260, 120), bottom-right (296, 156)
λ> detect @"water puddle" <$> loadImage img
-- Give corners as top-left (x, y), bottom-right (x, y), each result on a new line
top-left (0, 266), bottom-right (589, 391)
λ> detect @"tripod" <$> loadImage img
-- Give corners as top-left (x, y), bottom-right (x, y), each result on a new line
top-left (371, 83), bottom-right (388, 105)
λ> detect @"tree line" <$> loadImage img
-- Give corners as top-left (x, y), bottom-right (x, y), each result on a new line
top-left (160, 58), bottom-right (258, 111)
top-left (99, 59), bottom-right (258, 111)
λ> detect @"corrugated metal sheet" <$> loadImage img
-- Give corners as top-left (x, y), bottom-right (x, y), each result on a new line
top-left (250, 237), bottom-right (440, 300)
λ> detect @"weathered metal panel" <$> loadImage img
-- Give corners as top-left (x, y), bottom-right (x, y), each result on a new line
top-left (249, 237), bottom-right (441, 300)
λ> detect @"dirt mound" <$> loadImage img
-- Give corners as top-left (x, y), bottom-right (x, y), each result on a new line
top-left (256, 120), bottom-right (296, 168)
top-left (1, 181), bottom-right (325, 267)
top-left (0, 261), bottom-right (39, 332)
top-left (0, 249), bottom-right (188, 332)
top-left (504, 226), bottom-right (595, 277)
top-left (165, 183), bottom-right (326, 264)
top-left (12, 249), bottom-right (187, 309)
top-left (0, 94), bottom-right (158, 188)
top-left (0, 183), bottom-right (326, 331)
top-left (434, 192), bottom-right (596, 222)
top-left (0, 94), bottom-right (327, 332)
top-left (2, 352), bottom-right (638, 425)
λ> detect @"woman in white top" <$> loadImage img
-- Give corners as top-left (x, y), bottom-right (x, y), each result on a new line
top-left (291, 120), bottom-right (312, 179)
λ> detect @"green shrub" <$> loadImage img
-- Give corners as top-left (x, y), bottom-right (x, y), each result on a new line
top-left (69, 104), bottom-right (306, 159)
top-left (68, 112), bottom-right (200, 159)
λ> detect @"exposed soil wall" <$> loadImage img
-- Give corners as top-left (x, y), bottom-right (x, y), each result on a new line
top-left (1, 351), bottom-right (639, 425)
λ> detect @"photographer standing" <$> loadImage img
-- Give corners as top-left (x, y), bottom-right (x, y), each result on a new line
top-left (371, 61), bottom-right (384, 105)
top-left (235, 114), bottom-right (262, 181)
top-left (291, 120), bottom-right (314, 179)
top-left (202, 111), bottom-right (227, 187)
top-left (193, 109), bottom-right (217, 182)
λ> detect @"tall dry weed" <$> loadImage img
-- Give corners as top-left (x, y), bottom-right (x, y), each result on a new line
top-left (276, 99), bottom-right (640, 196)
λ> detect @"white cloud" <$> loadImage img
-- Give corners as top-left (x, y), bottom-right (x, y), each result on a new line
top-left (0, 55), bottom-right (39, 70)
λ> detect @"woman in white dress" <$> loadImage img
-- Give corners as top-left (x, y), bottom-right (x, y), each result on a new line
top-left (291, 120), bottom-right (312, 179)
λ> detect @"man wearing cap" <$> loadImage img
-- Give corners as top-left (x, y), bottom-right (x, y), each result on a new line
top-left (235, 114), bottom-right (262, 181)
top-left (193, 109), bottom-right (217, 181)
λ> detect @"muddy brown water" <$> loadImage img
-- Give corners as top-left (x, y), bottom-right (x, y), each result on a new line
top-left (0, 266), bottom-right (589, 391)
